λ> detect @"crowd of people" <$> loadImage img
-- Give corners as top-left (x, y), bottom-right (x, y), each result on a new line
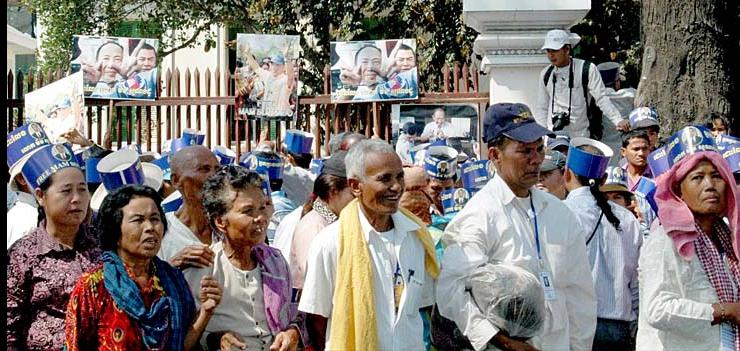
top-left (6, 28), bottom-right (740, 351)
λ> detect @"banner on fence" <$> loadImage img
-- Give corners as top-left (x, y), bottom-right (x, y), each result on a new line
top-left (330, 39), bottom-right (419, 103)
top-left (391, 103), bottom-right (479, 160)
top-left (24, 72), bottom-right (86, 143)
top-left (70, 35), bottom-right (159, 101)
top-left (235, 34), bottom-right (300, 120)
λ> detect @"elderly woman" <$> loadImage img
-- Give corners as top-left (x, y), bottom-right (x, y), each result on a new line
top-left (185, 165), bottom-right (304, 351)
top-left (65, 185), bottom-right (222, 350)
top-left (637, 149), bottom-right (740, 350)
top-left (7, 154), bottom-right (100, 351)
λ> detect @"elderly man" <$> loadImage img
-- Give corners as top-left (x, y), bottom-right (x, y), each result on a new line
top-left (436, 102), bottom-right (596, 351)
top-left (158, 145), bottom-right (221, 268)
top-left (419, 108), bottom-right (457, 143)
top-left (298, 139), bottom-right (439, 350)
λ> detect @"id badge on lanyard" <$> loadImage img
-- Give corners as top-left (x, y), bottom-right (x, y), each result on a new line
top-left (531, 196), bottom-right (558, 301)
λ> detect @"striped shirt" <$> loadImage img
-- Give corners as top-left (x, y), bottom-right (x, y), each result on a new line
top-left (565, 186), bottom-right (643, 321)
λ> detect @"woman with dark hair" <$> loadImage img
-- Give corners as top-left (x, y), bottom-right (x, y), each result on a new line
top-left (185, 165), bottom-right (304, 351)
top-left (290, 152), bottom-right (352, 291)
top-left (64, 185), bottom-right (221, 351)
top-left (705, 112), bottom-right (731, 138)
top-left (637, 131), bottom-right (740, 350)
top-left (562, 139), bottom-right (642, 350)
top-left (7, 145), bottom-right (100, 351)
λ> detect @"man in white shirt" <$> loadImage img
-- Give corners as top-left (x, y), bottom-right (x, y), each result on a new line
top-left (597, 62), bottom-right (636, 166)
top-left (436, 102), bottom-right (597, 351)
top-left (534, 29), bottom-right (630, 138)
top-left (299, 139), bottom-right (436, 350)
top-left (158, 146), bottom-right (220, 268)
top-left (419, 108), bottom-right (458, 143)
top-left (7, 175), bottom-right (40, 248)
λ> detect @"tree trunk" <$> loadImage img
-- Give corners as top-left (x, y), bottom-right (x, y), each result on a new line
top-left (636, 0), bottom-right (740, 136)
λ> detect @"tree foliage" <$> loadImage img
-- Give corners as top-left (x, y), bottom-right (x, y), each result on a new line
top-left (21, 0), bottom-right (478, 95)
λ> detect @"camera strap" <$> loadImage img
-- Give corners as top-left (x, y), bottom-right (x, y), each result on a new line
top-left (549, 61), bottom-right (574, 118)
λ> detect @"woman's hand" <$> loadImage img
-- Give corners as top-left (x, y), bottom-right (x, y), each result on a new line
top-left (199, 275), bottom-right (222, 314)
top-left (220, 331), bottom-right (246, 350)
top-left (713, 303), bottom-right (740, 325)
top-left (270, 327), bottom-right (300, 351)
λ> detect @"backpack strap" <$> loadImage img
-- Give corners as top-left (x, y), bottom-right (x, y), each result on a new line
top-left (543, 65), bottom-right (555, 86)
top-left (582, 60), bottom-right (591, 105)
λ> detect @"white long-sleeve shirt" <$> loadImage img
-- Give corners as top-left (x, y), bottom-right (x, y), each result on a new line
top-left (436, 174), bottom-right (596, 351)
top-left (7, 191), bottom-right (39, 249)
top-left (564, 186), bottom-right (642, 321)
top-left (534, 58), bottom-right (623, 138)
top-left (636, 225), bottom-right (721, 351)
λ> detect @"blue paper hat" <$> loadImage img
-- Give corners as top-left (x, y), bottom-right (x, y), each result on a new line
top-left (430, 139), bottom-right (448, 147)
top-left (181, 128), bottom-right (206, 146)
top-left (213, 145), bottom-right (236, 165)
top-left (629, 107), bottom-right (659, 129)
top-left (162, 190), bottom-right (183, 213)
top-left (126, 143), bottom-right (143, 154)
top-left (7, 122), bottom-right (51, 179)
top-left (440, 188), bottom-right (470, 216)
top-left (240, 152), bottom-right (284, 181)
top-left (597, 62), bottom-right (620, 86)
top-left (73, 148), bottom-right (86, 171)
top-left (85, 157), bottom-right (103, 183)
top-left (168, 138), bottom-right (189, 155)
top-left (603, 166), bottom-right (628, 187)
top-left (149, 155), bottom-right (171, 180)
top-left (647, 146), bottom-right (670, 178)
top-left (91, 149), bottom-right (164, 210)
top-left (20, 143), bottom-right (81, 190)
top-left (566, 137), bottom-right (614, 179)
top-left (284, 129), bottom-right (314, 155)
top-left (461, 160), bottom-right (491, 192)
top-left (310, 158), bottom-right (325, 175)
top-left (717, 135), bottom-right (740, 173)
top-left (410, 143), bottom-right (430, 165)
top-left (424, 146), bottom-right (458, 179)
top-left (665, 126), bottom-right (718, 166)
top-left (634, 177), bottom-right (658, 214)
top-left (252, 168), bottom-right (272, 196)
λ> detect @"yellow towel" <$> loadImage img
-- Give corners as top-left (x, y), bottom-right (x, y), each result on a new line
top-left (328, 199), bottom-right (439, 350)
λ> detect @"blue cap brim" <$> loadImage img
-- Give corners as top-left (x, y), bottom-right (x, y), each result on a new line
top-left (504, 122), bottom-right (555, 143)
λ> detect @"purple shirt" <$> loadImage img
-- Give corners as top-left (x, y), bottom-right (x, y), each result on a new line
top-left (6, 222), bottom-right (101, 351)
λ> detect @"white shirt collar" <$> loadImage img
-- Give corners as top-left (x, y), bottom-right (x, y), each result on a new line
top-left (565, 186), bottom-right (591, 200)
top-left (16, 191), bottom-right (38, 207)
top-left (488, 173), bottom-right (549, 213)
top-left (357, 203), bottom-right (420, 243)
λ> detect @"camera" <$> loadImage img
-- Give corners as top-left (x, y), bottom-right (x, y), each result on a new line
top-left (551, 112), bottom-right (571, 131)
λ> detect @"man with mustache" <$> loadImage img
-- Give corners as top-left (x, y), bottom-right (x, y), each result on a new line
top-left (299, 139), bottom-right (438, 350)
top-left (436, 103), bottom-right (596, 351)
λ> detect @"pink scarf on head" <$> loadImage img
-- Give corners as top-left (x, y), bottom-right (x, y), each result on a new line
top-left (654, 151), bottom-right (740, 261)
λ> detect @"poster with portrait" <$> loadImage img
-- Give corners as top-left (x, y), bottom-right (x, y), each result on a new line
top-left (235, 34), bottom-right (300, 119)
top-left (24, 72), bottom-right (86, 143)
top-left (70, 35), bottom-right (159, 100)
top-left (330, 39), bottom-right (419, 103)
top-left (391, 103), bottom-right (480, 159)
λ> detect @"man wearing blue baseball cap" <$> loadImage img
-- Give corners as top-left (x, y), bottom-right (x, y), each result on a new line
top-left (437, 102), bottom-right (596, 350)
top-left (535, 29), bottom-right (630, 139)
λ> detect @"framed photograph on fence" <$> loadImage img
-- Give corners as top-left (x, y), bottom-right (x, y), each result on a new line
top-left (24, 72), bottom-right (86, 143)
top-left (235, 33), bottom-right (300, 120)
top-left (70, 35), bottom-right (159, 100)
top-left (391, 103), bottom-right (480, 160)
top-left (330, 39), bottom-right (419, 103)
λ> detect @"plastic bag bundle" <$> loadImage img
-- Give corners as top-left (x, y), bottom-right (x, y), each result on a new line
top-left (468, 263), bottom-right (546, 339)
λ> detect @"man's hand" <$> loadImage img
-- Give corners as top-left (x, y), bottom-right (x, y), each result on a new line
top-left (220, 331), bottom-right (246, 350)
top-left (616, 119), bottom-right (631, 132)
top-left (339, 64), bottom-right (363, 87)
top-left (82, 61), bottom-right (104, 84)
top-left (270, 327), bottom-right (300, 351)
top-left (491, 331), bottom-right (539, 351)
top-left (60, 129), bottom-right (94, 147)
top-left (169, 244), bottom-right (215, 269)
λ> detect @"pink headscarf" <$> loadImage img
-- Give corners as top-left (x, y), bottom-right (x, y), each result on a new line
top-left (655, 151), bottom-right (740, 260)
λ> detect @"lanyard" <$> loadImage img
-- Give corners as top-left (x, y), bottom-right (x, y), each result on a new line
top-left (529, 195), bottom-right (542, 262)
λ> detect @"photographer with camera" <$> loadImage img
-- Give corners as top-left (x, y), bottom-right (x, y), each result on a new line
top-left (534, 29), bottom-right (630, 139)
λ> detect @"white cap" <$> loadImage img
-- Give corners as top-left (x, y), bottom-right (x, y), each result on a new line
top-left (541, 29), bottom-right (581, 50)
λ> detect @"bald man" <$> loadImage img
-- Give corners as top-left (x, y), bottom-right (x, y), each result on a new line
top-left (158, 146), bottom-right (221, 269)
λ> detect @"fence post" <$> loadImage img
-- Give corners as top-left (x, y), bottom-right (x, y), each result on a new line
top-left (453, 62), bottom-right (460, 93)
top-left (205, 68), bottom-right (212, 148)
top-left (442, 63), bottom-right (450, 93)
top-left (185, 68), bottom-right (192, 129)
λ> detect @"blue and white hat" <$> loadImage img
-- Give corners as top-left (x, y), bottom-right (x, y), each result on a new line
top-left (665, 125), bottom-right (718, 166)
top-left (647, 146), bottom-right (671, 178)
top-left (86, 156), bottom-right (104, 184)
top-left (461, 160), bottom-right (490, 192)
top-left (73, 147), bottom-right (87, 171)
top-left (213, 145), bottom-right (236, 165)
top-left (149, 154), bottom-right (172, 181)
top-left (253, 168), bottom-right (272, 197)
top-left (166, 138), bottom-right (189, 155)
top-left (162, 190), bottom-right (183, 213)
top-left (424, 146), bottom-right (458, 179)
top-left (20, 143), bottom-right (81, 190)
top-left (284, 129), bottom-right (314, 155)
top-left (629, 107), bottom-right (659, 129)
top-left (634, 177), bottom-right (658, 214)
top-left (597, 62), bottom-right (620, 86)
top-left (310, 158), bottom-right (326, 175)
top-left (410, 143), bottom-right (430, 166)
top-left (717, 135), bottom-right (740, 173)
top-left (566, 137), bottom-right (614, 179)
top-left (182, 128), bottom-right (206, 146)
top-left (7, 122), bottom-right (51, 180)
top-left (440, 188), bottom-right (470, 216)
top-left (91, 149), bottom-right (164, 210)
top-left (240, 152), bottom-right (284, 181)
top-left (600, 166), bottom-right (630, 195)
